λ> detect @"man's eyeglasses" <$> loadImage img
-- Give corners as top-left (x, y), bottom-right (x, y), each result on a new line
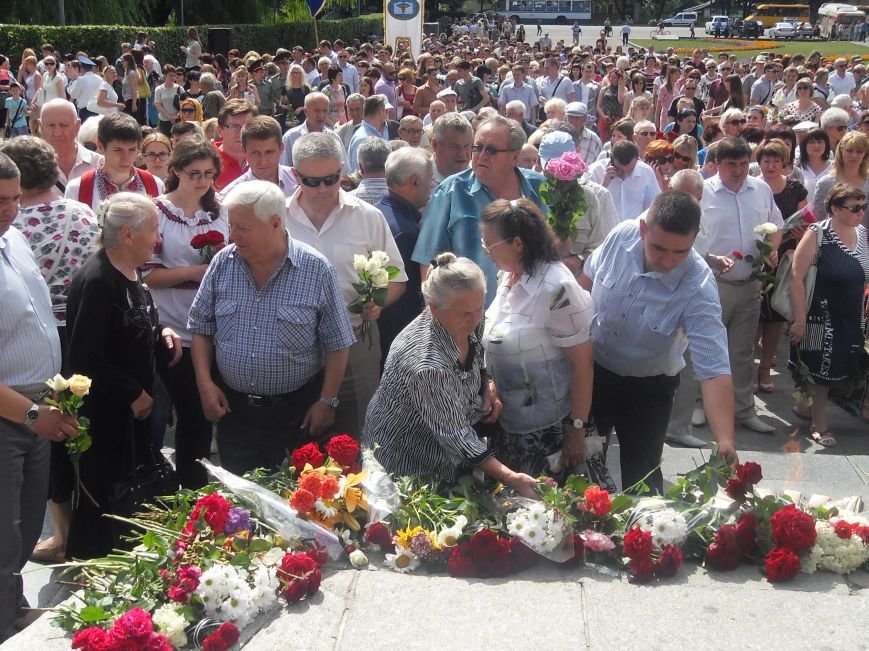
top-left (179, 169), bottom-right (217, 181)
top-left (297, 171), bottom-right (341, 187)
top-left (471, 144), bottom-right (513, 155)
top-left (635, 130), bottom-right (656, 137)
top-left (143, 151), bottom-right (170, 161)
top-left (843, 203), bottom-right (868, 213)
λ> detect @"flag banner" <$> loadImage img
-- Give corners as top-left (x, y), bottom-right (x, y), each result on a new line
top-left (306, 0), bottom-right (327, 18)
top-left (384, 0), bottom-right (424, 60)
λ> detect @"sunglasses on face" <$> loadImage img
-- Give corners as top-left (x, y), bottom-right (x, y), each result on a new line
top-left (298, 171), bottom-right (341, 187)
top-left (727, 119), bottom-right (747, 126)
top-left (649, 156), bottom-right (672, 164)
top-left (636, 130), bottom-right (656, 137)
top-left (842, 203), bottom-right (868, 213)
top-left (181, 107), bottom-right (195, 113)
top-left (673, 152), bottom-right (692, 162)
top-left (45, 61), bottom-right (56, 66)
top-left (471, 144), bottom-right (512, 155)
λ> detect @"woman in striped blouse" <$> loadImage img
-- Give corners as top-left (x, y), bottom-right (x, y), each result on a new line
top-left (362, 253), bottom-right (538, 498)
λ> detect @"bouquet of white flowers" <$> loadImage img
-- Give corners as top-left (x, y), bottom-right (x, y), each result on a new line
top-left (349, 251), bottom-right (400, 349)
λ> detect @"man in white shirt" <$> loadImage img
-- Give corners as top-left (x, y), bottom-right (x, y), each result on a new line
top-left (219, 116), bottom-right (298, 199)
top-left (280, 92), bottom-right (347, 170)
top-left (350, 137), bottom-right (390, 205)
top-left (66, 56), bottom-right (103, 121)
top-left (587, 141), bottom-right (660, 221)
top-left (538, 58), bottom-right (575, 107)
top-left (695, 137), bottom-right (783, 433)
top-left (497, 64), bottom-right (539, 123)
top-left (337, 94), bottom-right (365, 152)
top-left (40, 99), bottom-right (104, 192)
top-left (829, 58), bottom-right (857, 97)
top-left (286, 133), bottom-right (407, 436)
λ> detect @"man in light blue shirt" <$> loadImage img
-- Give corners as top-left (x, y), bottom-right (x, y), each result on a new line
top-left (411, 115), bottom-right (545, 306)
top-left (338, 52), bottom-right (359, 94)
top-left (347, 94), bottom-right (389, 172)
top-left (579, 191), bottom-right (737, 493)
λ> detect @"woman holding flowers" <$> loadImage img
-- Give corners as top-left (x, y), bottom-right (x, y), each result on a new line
top-left (66, 193), bottom-right (182, 558)
top-left (143, 139), bottom-right (227, 489)
top-left (363, 253), bottom-right (539, 498)
top-left (789, 183), bottom-right (869, 447)
top-left (481, 199), bottom-right (594, 479)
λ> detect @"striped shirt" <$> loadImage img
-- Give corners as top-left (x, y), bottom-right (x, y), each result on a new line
top-left (584, 220), bottom-right (730, 380)
top-left (187, 232), bottom-right (355, 395)
top-left (362, 308), bottom-right (493, 481)
top-left (0, 226), bottom-right (62, 387)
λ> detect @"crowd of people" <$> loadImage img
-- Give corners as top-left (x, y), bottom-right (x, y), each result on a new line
top-left (3, 22), bottom-right (869, 641)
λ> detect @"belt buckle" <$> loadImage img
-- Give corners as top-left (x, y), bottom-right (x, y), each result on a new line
top-left (247, 394), bottom-right (267, 407)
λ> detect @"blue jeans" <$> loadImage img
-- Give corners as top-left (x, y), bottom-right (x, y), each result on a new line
top-left (7, 125), bottom-right (28, 137)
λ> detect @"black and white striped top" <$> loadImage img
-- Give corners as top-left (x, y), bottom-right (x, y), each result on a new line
top-left (362, 308), bottom-right (493, 481)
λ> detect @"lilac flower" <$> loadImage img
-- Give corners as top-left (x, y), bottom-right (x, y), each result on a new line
top-left (223, 507), bottom-right (252, 534)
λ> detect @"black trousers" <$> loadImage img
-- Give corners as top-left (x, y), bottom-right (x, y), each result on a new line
top-left (161, 349), bottom-right (213, 489)
top-left (217, 372), bottom-right (323, 476)
top-left (591, 363), bottom-right (679, 494)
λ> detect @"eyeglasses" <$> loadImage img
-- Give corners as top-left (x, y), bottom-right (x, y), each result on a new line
top-left (830, 125), bottom-right (848, 132)
top-left (45, 62), bottom-right (56, 66)
top-left (181, 107), bottom-right (196, 114)
top-left (179, 168), bottom-right (217, 181)
top-left (480, 236), bottom-right (511, 253)
top-left (471, 144), bottom-right (513, 155)
top-left (143, 151), bottom-right (170, 161)
top-left (636, 130), bottom-right (656, 137)
top-left (297, 171), bottom-right (342, 187)
top-left (727, 119), bottom-right (747, 126)
top-left (842, 203), bottom-right (868, 213)
top-left (648, 156), bottom-right (672, 164)
top-left (673, 152), bottom-right (692, 162)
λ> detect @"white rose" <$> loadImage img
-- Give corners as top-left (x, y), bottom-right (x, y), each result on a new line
top-left (349, 549), bottom-right (369, 567)
top-left (353, 254), bottom-right (368, 272)
top-left (753, 222), bottom-right (778, 236)
top-left (371, 250), bottom-right (390, 266)
top-left (371, 269), bottom-right (390, 288)
top-left (152, 605), bottom-right (188, 648)
top-left (67, 374), bottom-right (92, 397)
top-left (364, 259), bottom-right (381, 274)
top-left (45, 374), bottom-right (69, 393)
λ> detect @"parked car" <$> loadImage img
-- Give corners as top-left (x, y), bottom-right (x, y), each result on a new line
top-left (705, 16), bottom-right (731, 36)
top-left (792, 21), bottom-right (816, 38)
top-left (736, 19), bottom-right (765, 38)
top-left (768, 21), bottom-right (797, 38)
top-left (661, 11), bottom-right (698, 27)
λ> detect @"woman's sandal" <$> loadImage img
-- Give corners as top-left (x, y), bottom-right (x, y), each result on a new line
top-left (29, 541), bottom-right (66, 563)
top-left (810, 429), bottom-right (838, 448)
top-left (756, 366), bottom-right (774, 393)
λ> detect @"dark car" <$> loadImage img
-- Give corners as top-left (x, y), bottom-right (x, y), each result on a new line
top-left (738, 19), bottom-right (764, 38)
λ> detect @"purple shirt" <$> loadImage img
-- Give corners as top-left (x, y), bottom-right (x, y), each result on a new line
top-left (375, 78), bottom-right (398, 120)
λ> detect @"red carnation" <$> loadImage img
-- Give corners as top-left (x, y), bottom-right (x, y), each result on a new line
top-left (290, 488), bottom-right (316, 513)
top-left (189, 493), bottom-right (232, 534)
top-left (321, 475), bottom-right (340, 499)
top-left (299, 473), bottom-right (323, 499)
top-left (469, 530), bottom-right (512, 577)
top-left (770, 504), bottom-right (817, 551)
top-left (365, 521), bottom-right (394, 551)
top-left (725, 477), bottom-right (748, 501)
top-left (191, 230), bottom-right (225, 249)
top-left (583, 485), bottom-right (612, 517)
top-left (623, 527), bottom-right (654, 561)
top-left (280, 579), bottom-right (308, 604)
top-left (736, 461), bottom-right (763, 485)
top-left (509, 536), bottom-right (539, 573)
top-left (325, 434), bottom-right (361, 467)
top-left (654, 545), bottom-right (683, 578)
top-left (629, 558), bottom-right (655, 583)
top-left (765, 547), bottom-right (802, 582)
top-left (447, 544), bottom-right (478, 577)
top-left (469, 529), bottom-right (505, 557)
top-left (291, 442), bottom-right (325, 470)
top-left (834, 521), bottom-right (854, 540)
top-left (277, 552), bottom-right (322, 603)
top-left (731, 250), bottom-right (744, 260)
top-left (707, 542), bottom-right (742, 571)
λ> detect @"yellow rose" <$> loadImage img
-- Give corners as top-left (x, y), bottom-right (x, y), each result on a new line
top-left (67, 374), bottom-right (92, 397)
top-left (45, 374), bottom-right (70, 393)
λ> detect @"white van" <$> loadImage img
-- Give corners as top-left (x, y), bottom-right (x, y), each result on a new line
top-left (662, 11), bottom-right (698, 26)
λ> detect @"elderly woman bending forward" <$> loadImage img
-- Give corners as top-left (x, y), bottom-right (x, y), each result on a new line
top-left (481, 199), bottom-right (594, 477)
top-left (362, 254), bottom-right (538, 498)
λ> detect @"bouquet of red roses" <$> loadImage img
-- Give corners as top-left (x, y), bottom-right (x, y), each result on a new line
top-left (190, 230), bottom-right (226, 263)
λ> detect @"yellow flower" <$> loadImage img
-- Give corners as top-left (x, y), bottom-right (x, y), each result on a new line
top-left (394, 525), bottom-right (424, 550)
top-left (45, 374), bottom-right (69, 393)
top-left (67, 374), bottom-right (92, 397)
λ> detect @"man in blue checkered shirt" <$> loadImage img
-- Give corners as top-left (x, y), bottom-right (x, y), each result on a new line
top-left (188, 180), bottom-right (355, 474)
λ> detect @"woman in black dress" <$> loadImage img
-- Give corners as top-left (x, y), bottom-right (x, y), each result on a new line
top-left (756, 139), bottom-right (808, 393)
top-left (65, 192), bottom-right (181, 559)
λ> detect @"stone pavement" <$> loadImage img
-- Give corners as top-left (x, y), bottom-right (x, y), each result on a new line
top-left (4, 345), bottom-right (869, 650)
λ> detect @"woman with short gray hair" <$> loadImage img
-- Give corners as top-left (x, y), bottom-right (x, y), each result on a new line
top-left (363, 252), bottom-right (538, 497)
top-left (65, 192), bottom-right (182, 559)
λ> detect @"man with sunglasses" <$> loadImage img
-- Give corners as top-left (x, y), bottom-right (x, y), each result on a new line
top-left (337, 50), bottom-right (359, 94)
top-left (286, 133), bottom-right (407, 437)
top-left (695, 137), bottom-right (783, 434)
top-left (413, 114), bottom-right (546, 306)
top-left (829, 58), bottom-right (856, 98)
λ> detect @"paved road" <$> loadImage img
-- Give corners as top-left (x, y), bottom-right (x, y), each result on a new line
top-left (516, 23), bottom-right (703, 47)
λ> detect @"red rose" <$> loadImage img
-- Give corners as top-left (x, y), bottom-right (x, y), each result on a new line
top-left (281, 579), bottom-right (308, 604)
top-left (855, 525), bottom-right (869, 544)
top-left (291, 442), bottom-right (325, 470)
top-left (305, 543), bottom-right (328, 566)
top-left (770, 504), bottom-right (817, 551)
top-left (190, 233), bottom-right (209, 249)
top-left (509, 536), bottom-right (539, 573)
top-left (365, 522), bottom-right (394, 551)
top-left (72, 627), bottom-right (109, 650)
top-left (629, 558), bottom-right (655, 583)
top-left (306, 565), bottom-right (323, 595)
top-left (834, 521), bottom-right (854, 540)
top-left (189, 493), bottom-right (232, 534)
top-left (736, 512), bottom-right (758, 555)
top-left (203, 230), bottom-right (225, 246)
top-left (144, 633), bottom-right (173, 651)
top-left (725, 477), bottom-right (748, 501)
top-left (469, 529), bottom-right (504, 557)
top-left (706, 541), bottom-right (742, 571)
top-left (654, 545), bottom-right (683, 578)
top-left (290, 488), bottom-right (316, 513)
top-left (731, 250), bottom-right (744, 260)
top-left (203, 636), bottom-right (228, 651)
top-left (480, 541), bottom-right (513, 577)
top-left (765, 547), bottom-right (801, 582)
top-left (277, 552), bottom-right (320, 603)
top-left (325, 434), bottom-right (361, 467)
top-left (110, 607), bottom-right (153, 641)
top-left (583, 485), bottom-right (612, 517)
top-left (736, 461), bottom-right (763, 485)
top-left (622, 527), bottom-right (654, 561)
top-left (299, 473), bottom-right (323, 499)
top-left (218, 622), bottom-right (240, 646)
top-left (447, 544), bottom-right (478, 577)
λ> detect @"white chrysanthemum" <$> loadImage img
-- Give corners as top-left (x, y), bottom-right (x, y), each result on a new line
top-left (522, 522), bottom-right (546, 546)
top-left (221, 592), bottom-right (254, 629)
top-left (507, 513), bottom-right (530, 537)
top-left (152, 604), bottom-right (187, 648)
top-left (437, 526), bottom-right (463, 548)
top-left (314, 498), bottom-right (338, 518)
top-left (803, 520), bottom-right (869, 575)
top-left (640, 508), bottom-right (689, 549)
top-left (385, 548), bottom-right (419, 573)
top-left (250, 565), bottom-right (279, 611)
top-left (454, 515), bottom-right (468, 530)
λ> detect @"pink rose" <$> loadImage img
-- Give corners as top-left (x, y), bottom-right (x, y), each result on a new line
top-left (559, 151), bottom-right (589, 175)
top-left (546, 158), bottom-right (578, 181)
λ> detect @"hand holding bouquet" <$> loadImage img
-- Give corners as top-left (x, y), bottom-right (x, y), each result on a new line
top-left (190, 230), bottom-right (227, 263)
top-left (348, 251), bottom-right (400, 349)
top-left (45, 373), bottom-right (95, 506)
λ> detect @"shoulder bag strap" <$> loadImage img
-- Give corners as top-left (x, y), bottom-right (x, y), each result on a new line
top-left (79, 169), bottom-right (96, 208)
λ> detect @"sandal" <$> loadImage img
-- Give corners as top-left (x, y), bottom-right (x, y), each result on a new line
top-left (810, 429), bottom-right (837, 448)
top-left (29, 540), bottom-right (66, 563)
top-left (757, 366), bottom-right (774, 393)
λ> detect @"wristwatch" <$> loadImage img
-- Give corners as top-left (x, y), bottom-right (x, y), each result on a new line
top-left (566, 416), bottom-right (586, 430)
top-left (319, 396), bottom-right (340, 409)
top-left (23, 403), bottom-right (40, 427)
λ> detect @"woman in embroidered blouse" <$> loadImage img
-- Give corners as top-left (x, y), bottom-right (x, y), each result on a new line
top-left (480, 199), bottom-right (594, 478)
top-left (362, 253), bottom-right (538, 498)
top-left (143, 138), bottom-right (228, 489)
top-left (4, 135), bottom-right (101, 563)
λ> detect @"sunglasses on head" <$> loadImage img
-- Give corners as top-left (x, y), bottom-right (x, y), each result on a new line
top-left (297, 171), bottom-right (342, 187)
top-left (842, 203), bottom-right (868, 213)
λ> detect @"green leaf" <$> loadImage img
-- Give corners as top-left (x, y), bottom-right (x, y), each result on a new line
top-left (371, 287), bottom-right (389, 306)
top-left (352, 282), bottom-right (368, 294)
top-left (387, 266), bottom-right (401, 280)
top-left (79, 606), bottom-right (109, 623)
top-left (347, 302), bottom-right (364, 315)
top-left (230, 551), bottom-right (250, 566)
top-left (248, 538), bottom-right (273, 553)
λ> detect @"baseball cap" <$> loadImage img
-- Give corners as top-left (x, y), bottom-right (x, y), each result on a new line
top-left (539, 131), bottom-right (577, 166)
top-left (565, 102), bottom-right (588, 118)
top-left (437, 88), bottom-right (457, 98)
top-left (754, 56), bottom-right (767, 63)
